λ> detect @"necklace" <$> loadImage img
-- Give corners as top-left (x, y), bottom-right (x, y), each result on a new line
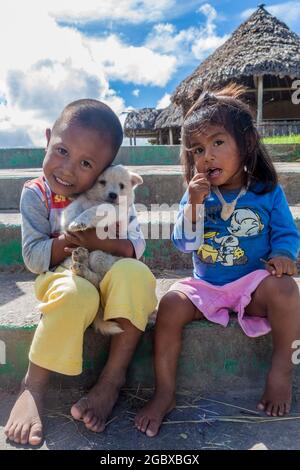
top-left (213, 185), bottom-right (248, 221)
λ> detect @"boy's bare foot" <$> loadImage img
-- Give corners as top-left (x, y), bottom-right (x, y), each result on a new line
top-left (257, 367), bottom-right (292, 417)
top-left (71, 375), bottom-right (124, 432)
top-left (134, 392), bottom-right (176, 437)
top-left (4, 383), bottom-right (44, 446)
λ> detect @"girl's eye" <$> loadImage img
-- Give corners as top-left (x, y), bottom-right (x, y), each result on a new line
top-left (57, 147), bottom-right (67, 156)
top-left (99, 180), bottom-right (106, 186)
top-left (194, 147), bottom-right (203, 156)
top-left (214, 140), bottom-right (224, 146)
top-left (119, 183), bottom-right (125, 190)
top-left (81, 160), bottom-right (92, 168)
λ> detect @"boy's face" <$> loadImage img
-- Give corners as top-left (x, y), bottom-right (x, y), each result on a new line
top-left (43, 122), bottom-right (114, 197)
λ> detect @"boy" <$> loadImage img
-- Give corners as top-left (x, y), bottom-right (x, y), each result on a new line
top-left (4, 99), bottom-right (157, 446)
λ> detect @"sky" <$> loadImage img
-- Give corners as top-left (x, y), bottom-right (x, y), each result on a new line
top-left (0, 0), bottom-right (299, 147)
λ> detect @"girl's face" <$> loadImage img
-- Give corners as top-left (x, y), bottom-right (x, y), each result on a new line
top-left (43, 123), bottom-right (113, 197)
top-left (188, 125), bottom-right (243, 190)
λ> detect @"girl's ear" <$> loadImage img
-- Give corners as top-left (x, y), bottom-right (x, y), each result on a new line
top-left (45, 128), bottom-right (51, 149)
top-left (130, 172), bottom-right (143, 188)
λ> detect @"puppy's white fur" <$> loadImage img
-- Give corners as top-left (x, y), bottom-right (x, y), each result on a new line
top-left (61, 164), bottom-right (143, 335)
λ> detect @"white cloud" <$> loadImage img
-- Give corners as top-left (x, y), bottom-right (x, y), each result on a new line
top-left (87, 35), bottom-right (176, 87)
top-left (132, 89), bottom-right (140, 97)
top-left (49, 0), bottom-right (174, 24)
top-left (0, 2), bottom-right (177, 146)
top-left (157, 93), bottom-right (171, 109)
top-left (241, 2), bottom-right (300, 29)
top-left (145, 3), bottom-right (229, 64)
top-left (48, 0), bottom-right (208, 25)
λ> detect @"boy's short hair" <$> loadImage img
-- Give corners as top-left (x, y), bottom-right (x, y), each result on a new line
top-left (52, 99), bottom-right (123, 159)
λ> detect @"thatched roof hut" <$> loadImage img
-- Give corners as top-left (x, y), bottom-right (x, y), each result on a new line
top-left (153, 103), bottom-right (183, 144)
top-left (171, 4), bottom-right (300, 133)
top-left (124, 108), bottom-right (162, 144)
top-left (125, 5), bottom-right (300, 145)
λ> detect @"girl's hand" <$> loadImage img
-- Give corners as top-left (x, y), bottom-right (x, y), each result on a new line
top-left (188, 173), bottom-right (211, 205)
top-left (264, 256), bottom-right (297, 277)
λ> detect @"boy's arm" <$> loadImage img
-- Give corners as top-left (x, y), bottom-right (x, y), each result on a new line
top-left (64, 204), bottom-right (145, 259)
top-left (269, 185), bottom-right (300, 261)
top-left (171, 190), bottom-right (204, 253)
top-left (20, 187), bottom-right (75, 273)
top-left (20, 187), bottom-right (55, 273)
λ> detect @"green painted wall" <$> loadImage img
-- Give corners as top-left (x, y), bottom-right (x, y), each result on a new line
top-left (0, 144), bottom-right (299, 169)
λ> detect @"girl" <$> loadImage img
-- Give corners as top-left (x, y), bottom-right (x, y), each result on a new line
top-left (135, 84), bottom-right (300, 437)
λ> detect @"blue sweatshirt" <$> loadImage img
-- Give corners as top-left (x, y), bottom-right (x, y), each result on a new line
top-left (172, 184), bottom-right (300, 286)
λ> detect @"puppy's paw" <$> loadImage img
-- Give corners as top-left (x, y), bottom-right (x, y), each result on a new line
top-left (68, 221), bottom-right (88, 232)
top-left (71, 262), bottom-right (88, 277)
top-left (72, 247), bottom-right (89, 264)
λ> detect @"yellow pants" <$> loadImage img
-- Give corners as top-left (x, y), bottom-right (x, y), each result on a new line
top-left (29, 259), bottom-right (157, 376)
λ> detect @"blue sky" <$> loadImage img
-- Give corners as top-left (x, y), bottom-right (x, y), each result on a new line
top-left (0, 0), bottom-right (299, 146)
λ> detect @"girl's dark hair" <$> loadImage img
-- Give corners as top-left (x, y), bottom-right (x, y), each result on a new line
top-left (180, 83), bottom-right (278, 194)
top-left (53, 99), bottom-right (123, 160)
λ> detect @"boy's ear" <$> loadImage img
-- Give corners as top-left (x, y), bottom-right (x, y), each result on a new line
top-left (130, 172), bottom-right (143, 188)
top-left (45, 128), bottom-right (51, 149)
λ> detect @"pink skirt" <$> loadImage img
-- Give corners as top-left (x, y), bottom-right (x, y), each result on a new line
top-left (169, 269), bottom-right (271, 337)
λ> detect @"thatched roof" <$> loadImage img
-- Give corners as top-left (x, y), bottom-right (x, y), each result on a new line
top-left (154, 103), bottom-right (183, 130)
top-left (124, 108), bottom-right (162, 136)
top-left (172, 5), bottom-right (300, 109)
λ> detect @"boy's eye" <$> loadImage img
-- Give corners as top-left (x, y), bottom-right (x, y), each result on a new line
top-left (119, 183), bottom-right (125, 190)
top-left (99, 180), bottom-right (106, 186)
top-left (57, 147), bottom-right (67, 156)
top-left (81, 160), bottom-right (92, 168)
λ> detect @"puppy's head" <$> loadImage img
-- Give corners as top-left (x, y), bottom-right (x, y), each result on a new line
top-left (88, 164), bottom-right (143, 206)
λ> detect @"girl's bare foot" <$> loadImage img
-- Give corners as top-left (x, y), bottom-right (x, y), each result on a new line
top-left (257, 367), bottom-right (293, 417)
top-left (134, 392), bottom-right (176, 437)
top-left (4, 383), bottom-right (44, 446)
top-left (71, 374), bottom-right (124, 432)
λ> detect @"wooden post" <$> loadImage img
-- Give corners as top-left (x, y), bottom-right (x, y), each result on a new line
top-left (159, 130), bottom-right (162, 145)
top-left (169, 127), bottom-right (173, 145)
top-left (256, 75), bottom-right (264, 124)
top-left (130, 136), bottom-right (132, 146)
top-left (133, 132), bottom-right (136, 146)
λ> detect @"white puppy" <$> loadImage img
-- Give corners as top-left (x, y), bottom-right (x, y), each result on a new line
top-left (61, 164), bottom-right (143, 335)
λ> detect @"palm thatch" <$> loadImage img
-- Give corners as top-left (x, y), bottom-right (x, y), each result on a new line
top-left (154, 103), bottom-right (183, 130)
top-left (172, 6), bottom-right (300, 111)
top-left (124, 108), bottom-right (162, 137)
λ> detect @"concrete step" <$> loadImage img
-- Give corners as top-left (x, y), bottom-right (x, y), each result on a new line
top-left (1, 163), bottom-right (300, 209)
top-left (1, 270), bottom-right (299, 391)
top-left (0, 144), bottom-right (299, 169)
top-left (1, 207), bottom-right (299, 271)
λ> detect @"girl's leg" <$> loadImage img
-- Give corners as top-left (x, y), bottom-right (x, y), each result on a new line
top-left (71, 259), bottom-right (157, 432)
top-left (135, 290), bottom-right (202, 437)
top-left (245, 275), bottom-right (300, 416)
top-left (5, 269), bottom-right (99, 445)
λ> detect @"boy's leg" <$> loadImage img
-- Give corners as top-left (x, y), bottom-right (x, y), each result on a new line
top-left (5, 269), bottom-right (99, 445)
top-left (71, 317), bottom-right (142, 432)
top-left (71, 259), bottom-right (157, 432)
top-left (245, 275), bottom-right (300, 416)
top-left (4, 362), bottom-right (49, 446)
top-left (135, 290), bottom-right (203, 437)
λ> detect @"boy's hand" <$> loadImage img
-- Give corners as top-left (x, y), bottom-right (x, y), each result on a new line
top-left (188, 173), bottom-right (211, 205)
top-left (264, 256), bottom-right (297, 277)
top-left (64, 228), bottom-right (101, 253)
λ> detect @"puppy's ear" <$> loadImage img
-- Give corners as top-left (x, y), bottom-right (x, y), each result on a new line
top-left (130, 172), bottom-right (143, 188)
